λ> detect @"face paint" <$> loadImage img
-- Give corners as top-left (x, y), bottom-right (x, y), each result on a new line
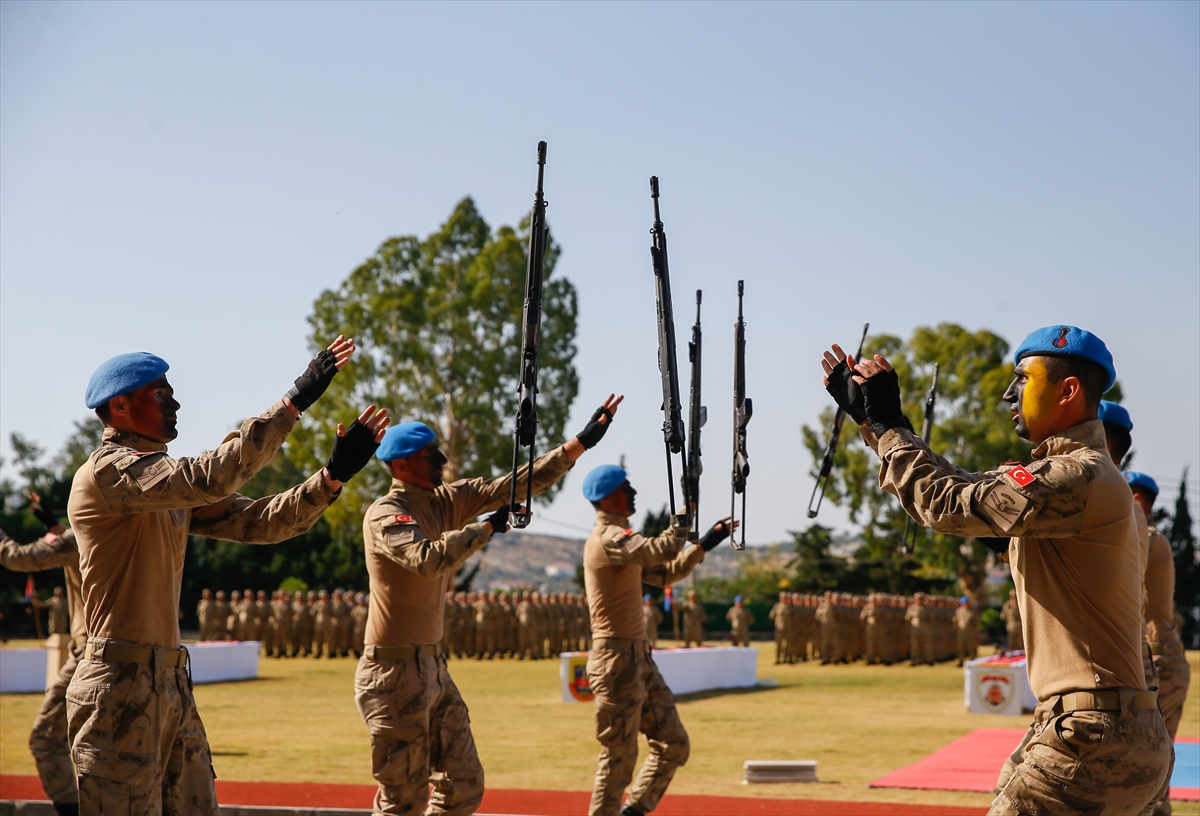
top-left (1007, 357), bottom-right (1059, 443)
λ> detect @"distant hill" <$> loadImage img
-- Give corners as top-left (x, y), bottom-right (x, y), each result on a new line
top-left (461, 532), bottom-right (586, 592)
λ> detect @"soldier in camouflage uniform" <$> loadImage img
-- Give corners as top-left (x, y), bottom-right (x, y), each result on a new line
top-left (725, 597), bottom-right (754, 647)
top-left (356, 397), bottom-right (618, 815)
top-left (1, 510), bottom-right (85, 815)
top-left (196, 589), bottom-right (219, 642)
top-left (312, 589), bottom-right (331, 657)
top-left (1000, 590), bottom-right (1023, 652)
top-left (682, 591), bottom-right (706, 648)
top-left (65, 341), bottom-right (384, 815)
top-left (954, 597), bottom-right (978, 666)
top-left (580, 464), bottom-right (733, 816)
top-left (351, 593), bottom-right (368, 657)
top-left (820, 327), bottom-right (1172, 815)
top-left (642, 595), bottom-right (663, 649)
top-left (768, 592), bottom-right (789, 664)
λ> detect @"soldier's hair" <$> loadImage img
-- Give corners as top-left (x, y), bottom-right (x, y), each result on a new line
top-left (1102, 422), bottom-right (1132, 461)
top-left (1129, 485), bottom-right (1156, 507)
top-left (95, 401), bottom-right (112, 423)
top-left (1041, 356), bottom-right (1108, 410)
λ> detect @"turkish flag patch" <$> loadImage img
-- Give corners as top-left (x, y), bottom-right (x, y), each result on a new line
top-left (1006, 465), bottom-right (1037, 488)
top-left (394, 514), bottom-right (414, 524)
top-left (622, 528), bottom-right (634, 537)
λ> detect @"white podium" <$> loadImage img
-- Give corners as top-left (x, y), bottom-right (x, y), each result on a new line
top-left (0, 648), bottom-right (50, 693)
top-left (561, 646), bottom-right (758, 703)
top-left (188, 640), bottom-right (260, 684)
top-left (964, 653), bottom-right (1037, 715)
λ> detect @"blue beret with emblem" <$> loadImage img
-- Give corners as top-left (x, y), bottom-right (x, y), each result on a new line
top-left (582, 464), bottom-right (627, 502)
top-left (734, 595), bottom-right (743, 603)
top-left (643, 594), bottom-right (652, 602)
top-left (85, 352), bottom-right (170, 409)
top-left (1013, 325), bottom-right (1116, 392)
top-left (1122, 470), bottom-right (1159, 498)
top-left (1098, 400), bottom-right (1133, 430)
top-left (376, 421), bottom-right (437, 462)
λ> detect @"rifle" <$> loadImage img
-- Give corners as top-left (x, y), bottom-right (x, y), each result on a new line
top-left (508, 141), bottom-right (548, 529)
top-left (684, 290), bottom-right (705, 543)
top-left (648, 176), bottom-right (692, 523)
top-left (806, 322), bottom-right (869, 518)
top-left (730, 280), bottom-right (752, 550)
top-left (902, 363), bottom-right (940, 553)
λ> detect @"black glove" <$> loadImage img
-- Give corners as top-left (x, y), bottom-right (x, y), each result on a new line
top-left (324, 421), bottom-right (379, 482)
top-left (484, 505), bottom-right (518, 536)
top-left (29, 501), bottom-right (59, 531)
top-left (699, 521), bottom-right (731, 552)
top-left (861, 369), bottom-right (913, 436)
top-left (285, 349), bottom-right (340, 413)
top-left (575, 406), bottom-right (614, 449)
top-left (825, 359), bottom-right (867, 424)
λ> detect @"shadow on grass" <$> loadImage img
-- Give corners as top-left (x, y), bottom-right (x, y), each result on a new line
top-left (211, 751), bottom-right (249, 757)
top-left (675, 684), bottom-right (780, 703)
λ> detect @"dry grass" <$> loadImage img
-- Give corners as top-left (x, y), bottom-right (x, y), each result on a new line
top-left (2, 640), bottom-right (1197, 812)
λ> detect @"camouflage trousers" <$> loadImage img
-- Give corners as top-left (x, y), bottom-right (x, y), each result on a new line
top-left (683, 625), bottom-right (702, 647)
top-left (587, 643), bottom-right (689, 816)
top-left (731, 628), bottom-right (751, 648)
top-left (30, 648), bottom-right (79, 804)
top-left (66, 639), bottom-right (217, 816)
top-left (990, 690), bottom-right (1173, 816)
top-left (354, 652), bottom-right (483, 816)
top-left (1148, 650), bottom-right (1191, 816)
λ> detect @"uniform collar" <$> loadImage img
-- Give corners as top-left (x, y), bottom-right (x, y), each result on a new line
top-left (595, 509), bottom-right (630, 528)
top-left (102, 426), bottom-right (168, 453)
top-left (1032, 419), bottom-right (1106, 460)
top-left (388, 478), bottom-right (433, 509)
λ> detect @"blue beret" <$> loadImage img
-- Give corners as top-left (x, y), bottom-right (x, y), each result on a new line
top-left (1013, 325), bottom-right (1116, 392)
top-left (376, 421), bottom-right (437, 462)
top-left (1098, 400), bottom-right (1133, 430)
top-left (85, 352), bottom-right (169, 409)
top-left (582, 464), bottom-right (627, 502)
top-left (1123, 470), bottom-right (1159, 498)
top-left (643, 594), bottom-right (652, 602)
top-left (734, 595), bottom-right (743, 603)
top-left (960, 596), bottom-right (969, 604)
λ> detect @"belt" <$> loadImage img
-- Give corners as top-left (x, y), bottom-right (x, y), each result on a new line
top-left (1149, 641), bottom-right (1184, 656)
top-left (85, 641), bottom-right (187, 667)
top-left (1055, 689), bottom-right (1157, 713)
top-left (590, 638), bottom-right (650, 651)
top-left (365, 644), bottom-right (441, 661)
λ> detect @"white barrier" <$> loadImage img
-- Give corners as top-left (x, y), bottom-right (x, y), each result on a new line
top-left (0, 648), bottom-right (49, 693)
top-left (964, 653), bottom-right (1036, 715)
top-left (1, 641), bottom-right (260, 693)
top-left (561, 646), bottom-right (758, 703)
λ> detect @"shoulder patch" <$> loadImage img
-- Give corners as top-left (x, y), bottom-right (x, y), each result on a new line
top-left (1005, 465), bottom-right (1037, 488)
top-left (623, 528), bottom-right (634, 536)
top-left (121, 453), bottom-right (173, 492)
top-left (394, 514), bottom-right (414, 524)
top-left (977, 481), bottom-right (1031, 534)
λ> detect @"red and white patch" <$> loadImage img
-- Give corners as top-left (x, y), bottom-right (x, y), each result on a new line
top-left (394, 514), bottom-right (414, 524)
top-left (622, 528), bottom-right (634, 537)
top-left (1006, 465), bottom-right (1037, 488)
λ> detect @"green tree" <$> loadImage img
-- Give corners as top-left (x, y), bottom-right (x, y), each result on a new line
top-left (278, 197), bottom-right (580, 551)
top-left (1166, 469), bottom-right (1197, 646)
top-left (800, 323), bottom-right (1032, 603)
top-left (789, 524), bottom-right (845, 593)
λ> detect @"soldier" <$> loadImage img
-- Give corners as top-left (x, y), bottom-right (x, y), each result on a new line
top-left (311, 589), bottom-right (331, 657)
top-left (271, 590), bottom-right (293, 658)
top-left (289, 589), bottom-right (308, 657)
top-left (215, 590), bottom-right (231, 640)
top-left (351, 592), bottom-right (368, 657)
top-left (66, 341), bottom-right (386, 814)
top-left (682, 590), bottom-right (706, 648)
top-left (820, 325), bottom-right (1172, 814)
top-left (237, 588), bottom-right (257, 642)
top-left (196, 589), bottom-right (218, 641)
top-left (327, 588), bottom-right (345, 657)
top-left (726, 596), bottom-right (754, 647)
top-left (641, 595), bottom-right (663, 648)
top-left (1000, 590), bottom-right (1023, 652)
top-left (768, 592), bottom-right (789, 664)
top-left (355, 395), bottom-right (620, 814)
top-left (1, 504), bottom-right (84, 815)
top-left (955, 596), bottom-right (977, 666)
top-left (580, 464), bottom-right (733, 816)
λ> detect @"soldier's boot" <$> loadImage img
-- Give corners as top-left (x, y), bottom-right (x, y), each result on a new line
top-left (53, 804), bottom-right (79, 816)
top-left (620, 807), bottom-right (644, 816)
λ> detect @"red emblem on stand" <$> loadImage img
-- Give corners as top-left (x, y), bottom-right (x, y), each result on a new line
top-left (1006, 466), bottom-right (1037, 487)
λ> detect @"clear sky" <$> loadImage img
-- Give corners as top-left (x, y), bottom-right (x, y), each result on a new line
top-left (2, 1), bottom-right (1197, 542)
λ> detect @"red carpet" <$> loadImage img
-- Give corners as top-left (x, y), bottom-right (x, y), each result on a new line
top-left (1, 775), bottom-right (984, 815)
top-left (868, 729), bottom-right (1199, 802)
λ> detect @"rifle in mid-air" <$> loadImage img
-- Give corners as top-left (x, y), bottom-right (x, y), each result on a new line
top-left (902, 363), bottom-right (940, 552)
top-left (684, 290), bottom-right (705, 543)
top-left (730, 281), bottom-right (752, 550)
top-left (649, 176), bottom-right (692, 523)
top-left (508, 141), bottom-right (548, 529)
top-left (806, 322), bottom-right (869, 519)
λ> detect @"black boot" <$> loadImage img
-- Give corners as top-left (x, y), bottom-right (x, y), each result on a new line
top-left (619, 806), bottom-right (644, 816)
top-left (53, 803), bottom-right (80, 816)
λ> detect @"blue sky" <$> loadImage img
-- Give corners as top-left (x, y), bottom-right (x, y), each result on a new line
top-left (2, 1), bottom-right (1197, 542)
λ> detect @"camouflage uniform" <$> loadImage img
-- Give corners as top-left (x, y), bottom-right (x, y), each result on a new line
top-left (1001, 593), bottom-right (1023, 652)
top-left (768, 596), bottom-right (789, 663)
top-left (682, 597), bottom-right (706, 647)
top-left (867, 420), bottom-right (1172, 815)
top-left (725, 604), bottom-right (754, 647)
top-left (642, 601), bottom-right (663, 649)
top-left (66, 403), bottom-right (338, 815)
top-left (583, 510), bottom-right (701, 816)
top-left (357, 445), bottom-right (574, 815)
top-left (0, 527), bottom-right (85, 806)
top-left (196, 592), bottom-right (220, 642)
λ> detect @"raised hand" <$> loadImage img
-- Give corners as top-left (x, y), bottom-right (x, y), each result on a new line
top-left (576, 394), bottom-right (625, 449)
top-left (820, 344), bottom-right (867, 424)
top-left (324, 405), bottom-right (389, 485)
top-left (286, 335), bottom-right (357, 413)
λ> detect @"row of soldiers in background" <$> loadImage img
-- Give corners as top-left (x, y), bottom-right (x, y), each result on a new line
top-left (767, 590), bottom-right (983, 666)
top-left (196, 588), bottom-right (369, 658)
top-left (442, 589), bottom-right (592, 659)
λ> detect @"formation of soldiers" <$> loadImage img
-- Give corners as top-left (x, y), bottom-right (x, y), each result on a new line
top-left (442, 590), bottom-right (591, 659)
top-left (768, 591), bottom-right (980, 666)
top-left (196, 587), bottom-right (369, 658)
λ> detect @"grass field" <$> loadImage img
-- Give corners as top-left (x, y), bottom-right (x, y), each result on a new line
top-left (2, 640), bottom-right (1197, 812)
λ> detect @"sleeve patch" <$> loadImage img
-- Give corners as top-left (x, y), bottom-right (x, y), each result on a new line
top-left (123, 454), bottom-right (173, 492)
top-left (1006, 465), bottom-right (1037, 487)
top-left (394, 514), bottom-right (414, 524)
top-left (978, 482), bottom-right (1031, 534)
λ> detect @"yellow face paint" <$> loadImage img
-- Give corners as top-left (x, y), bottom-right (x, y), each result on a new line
top-left (1020, 357), bottom-right (1060, 443)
